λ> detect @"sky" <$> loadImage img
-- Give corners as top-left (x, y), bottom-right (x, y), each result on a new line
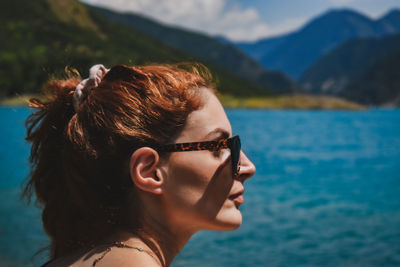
top-left (81, 0), bottom-right (400, 42)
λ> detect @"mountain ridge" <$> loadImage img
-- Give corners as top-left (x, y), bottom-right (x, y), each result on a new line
top-left (90, 5), bottom-right (296, 93)
top-left (299, 34), bottom-right (400, 94)
top-left (343, 44), bottom-right (400, 106)
top-left (299, 34), bottom-right (400, 105)
top-left (0, 0), bottom-right (284, 97)
top-left (236, 8), bottom-right (400, 79)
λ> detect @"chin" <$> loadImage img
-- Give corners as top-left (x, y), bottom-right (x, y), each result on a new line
top-left (209, 207), bottom-right (243, 231)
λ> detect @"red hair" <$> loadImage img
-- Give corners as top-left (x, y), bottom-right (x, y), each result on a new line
top-left (23, 64), bottom-right (215, 258)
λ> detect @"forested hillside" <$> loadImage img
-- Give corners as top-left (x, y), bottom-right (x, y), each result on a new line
top-left (300, 34), bottom-right (400, 95)
top-left (92, 6), bottom-right (295, 93)
top-left (0, 0), bottom-right (273, 98)
top-left (344, 48), bottom-right (400, 105)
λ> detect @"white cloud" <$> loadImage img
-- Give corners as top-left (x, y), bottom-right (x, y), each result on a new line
top-left (82, 0), bottom-right (305, 41)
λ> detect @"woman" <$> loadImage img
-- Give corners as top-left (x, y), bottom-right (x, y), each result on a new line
top-left (24, 63), bottom-right (255, 266)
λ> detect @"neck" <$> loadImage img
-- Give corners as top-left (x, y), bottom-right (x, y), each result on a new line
top-left (139, 217), bottom-right (193, 266)
top-left (121, 203), bottom-right (199, 266)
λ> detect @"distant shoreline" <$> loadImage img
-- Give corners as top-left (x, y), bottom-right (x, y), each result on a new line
top-left (0, 94), bottom-right (42, 107)
top-left (219, 94), bottom-right (366, 110)
top-left (1, 94), bottom-right (366, 110)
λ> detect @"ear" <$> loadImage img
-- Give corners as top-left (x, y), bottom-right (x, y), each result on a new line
top-left (129, 147), bottom-right (164, 195)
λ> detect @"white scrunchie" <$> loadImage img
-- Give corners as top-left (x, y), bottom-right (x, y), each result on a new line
top-left (73, 64), bottom-right (110, 112)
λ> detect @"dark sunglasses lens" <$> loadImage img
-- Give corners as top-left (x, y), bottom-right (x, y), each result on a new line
top-left (230, 136), bottom-right (241, 175)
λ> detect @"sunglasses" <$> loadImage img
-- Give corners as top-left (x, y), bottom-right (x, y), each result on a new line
top-left (156, 135), bottom-right (241, 176)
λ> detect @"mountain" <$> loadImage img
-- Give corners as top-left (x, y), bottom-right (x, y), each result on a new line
top-left (299, 34), bottom-right (400, 95)
top-left (343, 47), bottom-right (400, 106)
top-left (236, 8), bottom-right (400, 80)
top-left (90, 6), bottom-right (296, 94)
top-left (237, 35), bottom-right (290, 63)
top-left (298, 33), bottom-right (400, 106)
top-left (378, 9), bottom-right (400, 31)
top-left (0, 0), bottom-right (281, 98)
top-left (0, 0), bottom-right (184, 97)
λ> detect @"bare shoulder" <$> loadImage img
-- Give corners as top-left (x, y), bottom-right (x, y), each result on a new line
top-left (93, 246), bottom-right (160, 267)
top-left (45, 246), bottom-right (159, 267)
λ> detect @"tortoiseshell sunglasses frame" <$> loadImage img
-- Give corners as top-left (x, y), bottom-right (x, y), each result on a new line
top-left (156, 135), bottom-right (241, 176)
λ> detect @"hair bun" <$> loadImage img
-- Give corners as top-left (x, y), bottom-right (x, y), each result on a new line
top-left (73, 64), bottom-right (109, 112)
top-left (103, 65), bottom-right (138, 83)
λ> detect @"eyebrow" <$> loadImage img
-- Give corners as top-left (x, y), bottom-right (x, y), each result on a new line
top-left (203, 128), bottom-right (230, 141)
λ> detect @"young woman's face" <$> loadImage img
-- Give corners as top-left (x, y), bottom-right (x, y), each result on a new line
top-left (160, 89), bottom-right (256, 232)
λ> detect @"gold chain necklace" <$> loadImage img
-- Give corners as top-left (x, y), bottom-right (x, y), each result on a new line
top-left (92, 241), bottom-right (160, 266)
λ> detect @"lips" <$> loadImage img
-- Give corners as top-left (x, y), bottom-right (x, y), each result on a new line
top-left (229, 189), bottom-right (244, 204)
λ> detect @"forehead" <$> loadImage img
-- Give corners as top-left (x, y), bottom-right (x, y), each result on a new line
top-left (175, 89), bottom-right (232, 143)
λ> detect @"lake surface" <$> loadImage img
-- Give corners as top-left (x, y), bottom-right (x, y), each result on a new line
top-left (1, 107), bottom-right (399, 266)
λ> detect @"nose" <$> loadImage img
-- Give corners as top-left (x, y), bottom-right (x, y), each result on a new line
top-left (236, 151), bottom-right (256, 181)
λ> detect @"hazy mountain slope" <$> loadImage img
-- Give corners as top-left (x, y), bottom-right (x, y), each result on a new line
top-left (237, 8), bottom-right (400, 80)
top-left (343, 47), bottom-right (400, 105)
top-left (378, 9), bottom-right (400, 31)
top-left (236, 35), bottom-right (290, 62)
top-left (91, 6), bottom-right (296, 93)
top-left (299, 34), bottom-right (400, 95)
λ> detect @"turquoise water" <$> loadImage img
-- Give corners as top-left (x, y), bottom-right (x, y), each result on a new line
top-left (1, 107), bottom-right (400, 266)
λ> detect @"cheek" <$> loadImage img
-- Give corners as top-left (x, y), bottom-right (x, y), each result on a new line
top-left (166, 151), bottom-right (223, 199)
top-left (168, 152), bottom-right (209, 188)
top-left (163, 151), bottom-right (233, 220)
